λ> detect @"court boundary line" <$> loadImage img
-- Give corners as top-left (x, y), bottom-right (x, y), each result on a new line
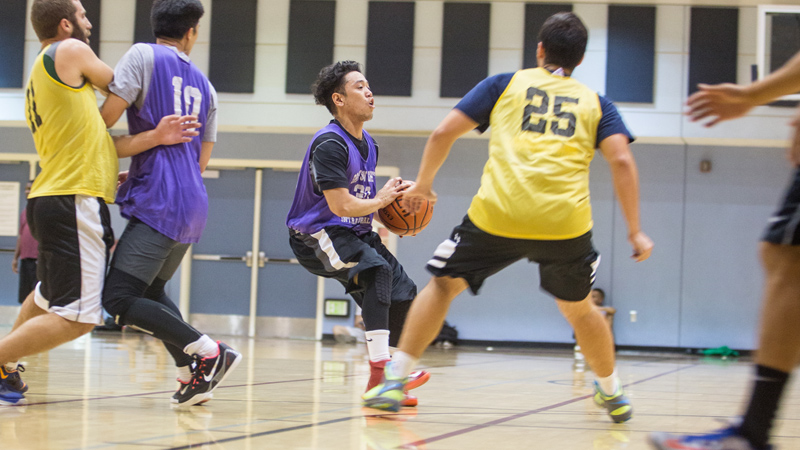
top-left (397, 364), bottom-right (698, 448)
top-left (149, 363), bottom-right (699, 449)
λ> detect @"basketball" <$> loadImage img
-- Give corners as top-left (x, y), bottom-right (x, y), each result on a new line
top-left (378, 195), bottom-right (433, 236)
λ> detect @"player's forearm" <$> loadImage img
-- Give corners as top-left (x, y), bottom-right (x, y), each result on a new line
top-left (416, 129), bottom-right (456, 188)
top-left (608, 154), bottom-right (643, 236)
top-left (112, 130), bottom-right (161, 158)
top-left (329, 196), bottom-right (387, 218)
top-left (745, 51), bottom-right (800, 105)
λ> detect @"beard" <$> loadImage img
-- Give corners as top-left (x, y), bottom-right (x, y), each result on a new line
top-left (69, 18), bottom-right (89, 44)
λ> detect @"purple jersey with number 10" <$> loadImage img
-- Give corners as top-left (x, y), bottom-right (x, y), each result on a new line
top-left (117, 44), bottom-right (211, 243)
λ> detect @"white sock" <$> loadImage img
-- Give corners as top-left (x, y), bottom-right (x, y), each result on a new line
top-left (177, 365), bottom-right (193, 383)
top-left (365, 330), bottom-right (390, 362)
top-left (4, 362), bottom-right (18, 371)
top-left (596, 369), bottom-right (620, 395)
top-left (387, 351), bottom-right (418, 379)
top-left (183, 335), bottom-right (218, 359)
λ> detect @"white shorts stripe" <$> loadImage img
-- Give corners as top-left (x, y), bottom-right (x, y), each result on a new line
top-left (311, 229), bottom-right (358, 270)
top-left (427, 239), bottom-right (458, 269)
top-left (427, 258), bottom-right (446, 269)
top-left (433, 239), bottom-right (457, 259)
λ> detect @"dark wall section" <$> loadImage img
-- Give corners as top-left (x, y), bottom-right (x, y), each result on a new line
top-left (286, 0), bottom-right (335, 94)
top-left (83, 0), bottom-right (102, 55)
top-left (523, 4), bottom-right (573, 70)
top-left (440, 2), bottom-right (490, 98)
top-left (688, 8), bottom-right (738, 95)
top-left (605, 5), bottom-right (656, 103)
top-left (0, 0), bottom-right (27, 88)
top-left (366, 2), bottom-right (415, 96)
top-left (134, 0), bottom-right (157, 44)
top-left (209, 0), bottom-right (258, 93)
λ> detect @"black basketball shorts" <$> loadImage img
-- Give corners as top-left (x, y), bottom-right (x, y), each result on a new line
top-left (27, 195), bottom-right (114, 324)
top-left (763, 167), bottom-right (800, 246)
top-left (426, 215), bottom-right (600, 301)
top-left (289, 226), bottom-right (417, 302)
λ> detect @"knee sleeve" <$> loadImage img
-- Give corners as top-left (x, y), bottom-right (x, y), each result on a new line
top-left (360, 265), bottom-right (393, 331)
top-left (103, 268), bottom-right (149, 323)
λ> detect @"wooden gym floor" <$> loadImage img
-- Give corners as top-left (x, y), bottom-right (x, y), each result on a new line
top-left (0, 328), bottom-right (798, 449)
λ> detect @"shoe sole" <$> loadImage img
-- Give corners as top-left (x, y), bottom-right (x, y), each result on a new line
top-left (593, 396), bottom-right (633, 423)
top-left (405, 371), bottom-right (430, 391)
top-left (363, 396), bottom-right (401, 413)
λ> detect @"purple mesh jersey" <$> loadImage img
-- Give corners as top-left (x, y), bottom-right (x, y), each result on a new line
top-left (117, 44), bottom-right (211, 243)
top-left (286, 124), bottom-right (378, 236)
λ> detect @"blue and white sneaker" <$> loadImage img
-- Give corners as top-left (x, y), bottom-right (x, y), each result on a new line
top-left (0, 379), bottom-right (25, 406)
top-left (649, 426), bottom-right (771, 450)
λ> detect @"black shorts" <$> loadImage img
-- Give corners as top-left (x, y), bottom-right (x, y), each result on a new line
top-left (763, 168), bottom-right (800, 246)
top-left (289, 226), bottom-right (417, 302)
top-left (27, 195), bottom-right (114, 324)
top-left (426, 216), bottom-right (599, 301)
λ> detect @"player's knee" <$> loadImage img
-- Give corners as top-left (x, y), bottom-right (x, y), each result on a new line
top-left (429, 276), bottom-right (467, 299)
top-left (143, 277), bottom-right (168, 302)
top-left (556, 295), bottom-right (593, 321)
top-left (102, 268), bottom-right (149, 323)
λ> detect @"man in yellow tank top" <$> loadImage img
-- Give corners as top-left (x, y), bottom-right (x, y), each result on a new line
top-left (0, 0), bottom-right (198, 405)
top-left (365, 13), bottom-right (654, 422)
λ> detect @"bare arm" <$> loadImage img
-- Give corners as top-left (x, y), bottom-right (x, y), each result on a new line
top-left (199, 142), bottom-right (214, 173)
top-left (598, 134), bottom-right (653, 262)
top-left (55, 38), bottom-right (114, 93)
top-left (323, 177), bottom-right (408, 218)
top-left (101, 93), bottom-right (130, 129)
top-left (112, 115), bottom-right (200, 158)
top-left (402, 109), bottom-right (478, 212)
top-left (687, 50), bottom-right (800, 126)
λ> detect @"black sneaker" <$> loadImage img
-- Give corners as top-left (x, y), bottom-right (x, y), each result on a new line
top-left (0, 365), bottom-right (27, 394)
top-left (172, 380), bottom-right (213, 405)
top-left (171, 342), bottom-right (241, 408)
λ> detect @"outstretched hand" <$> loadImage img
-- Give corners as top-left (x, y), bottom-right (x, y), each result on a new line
top-left (686, 83), bottom-right (754, 127)
top-left (402, 181), bottom-right (437, 214)
top-left (154, 115), bottom-right (201, 146)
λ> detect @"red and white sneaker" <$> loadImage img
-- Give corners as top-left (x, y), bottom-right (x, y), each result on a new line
top-left (405, 370), bottom-right (430, 390)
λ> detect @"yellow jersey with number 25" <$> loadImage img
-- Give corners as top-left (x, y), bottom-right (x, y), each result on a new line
top-left (467, 67), bottom-right (602, 240)
top-left (24, 42), bottom-right (118, 203)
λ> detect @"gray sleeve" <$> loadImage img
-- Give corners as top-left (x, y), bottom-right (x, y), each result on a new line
top-left (108, 44), bottom-right (154, 110)
top-left (203, 83), bottom-right (218, 143)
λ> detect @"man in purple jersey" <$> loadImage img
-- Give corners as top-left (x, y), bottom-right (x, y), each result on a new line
top-left (287, 61), bottom-right (429, 406)
top-left (98, 0), bottom-right (240, 408)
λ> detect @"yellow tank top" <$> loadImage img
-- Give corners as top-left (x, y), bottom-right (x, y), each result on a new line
top-left (25, 43), bottom-right (117, 203)
top-left (467, 68), bottom-right (602, 240)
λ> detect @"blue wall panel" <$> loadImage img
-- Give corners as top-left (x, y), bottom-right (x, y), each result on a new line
top-left (190, 169), bottom-right (256, 316)
top-left (680, 147), bottom-right (789, 349)
top-left (610, 145), bottom-right (685, 347)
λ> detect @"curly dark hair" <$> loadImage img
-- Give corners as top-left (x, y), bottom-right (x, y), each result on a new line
top-left (151, 0), bottom-right (204, 40)
top-left (538, 12), bottom-right (588, 71)
top-left (312, 61), bottom-right (362, 115)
